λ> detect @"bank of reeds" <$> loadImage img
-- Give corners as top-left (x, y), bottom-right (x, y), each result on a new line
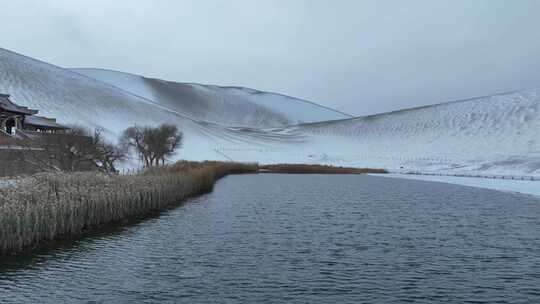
top-left (259, 163), bottom-right (387, 174)
top-left (0, 161), bottom-right (257, 255)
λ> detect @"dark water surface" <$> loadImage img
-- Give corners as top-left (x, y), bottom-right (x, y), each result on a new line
top-left (1, 174), bottom-right (540, 303)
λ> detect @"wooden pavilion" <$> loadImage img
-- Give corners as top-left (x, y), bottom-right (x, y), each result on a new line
top-left (0, 94), bottom-right (68, 136)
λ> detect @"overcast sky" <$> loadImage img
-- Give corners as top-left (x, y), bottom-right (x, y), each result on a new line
top-left (2, 0), bottom-right (540, 116)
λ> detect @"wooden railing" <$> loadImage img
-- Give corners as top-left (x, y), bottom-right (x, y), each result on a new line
top-left (0, 128), bottom-right (12, 137)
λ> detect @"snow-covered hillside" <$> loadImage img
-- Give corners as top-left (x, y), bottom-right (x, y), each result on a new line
top-left (292, 89), bottom-right (540, 176)
top-left (192, 88), bottom-right (540, 177)
top-left (0, 47), bottom-right (302, 164)
top-left (71, 68), bottom-right (351, 128)
top-left (1, 47), bottom-right (539, 178)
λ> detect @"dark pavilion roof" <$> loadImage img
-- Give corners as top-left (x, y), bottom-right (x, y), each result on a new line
top-left (25, 115), bottom-right (68, 130)
top-left (0, 93), bottom-right (68, 130)
top-left (0, 94), bottom-right (38, 115)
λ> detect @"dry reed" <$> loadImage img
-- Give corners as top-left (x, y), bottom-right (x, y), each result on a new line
top-left (0, 161), bottom-right (257, 255)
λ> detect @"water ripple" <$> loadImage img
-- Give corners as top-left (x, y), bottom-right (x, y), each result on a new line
top-left (1, 174), bottom-right (540, 303)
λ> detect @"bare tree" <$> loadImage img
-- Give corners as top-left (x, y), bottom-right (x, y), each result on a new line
top-left (19, 126), bottom-right (126, 173)
top-left (120, 126), bottom-right (151, 167)
top-left (154, 124), bottom-right (183, 165)
top-left (91, 128), bottom-right (127, 173)
top-left (120, 124), bottom-right (183, 167)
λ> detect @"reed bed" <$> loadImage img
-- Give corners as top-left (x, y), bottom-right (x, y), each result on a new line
top-left (259, 163), bottom-right (387, 174)
top-left (0, 161), bottom-right (257, 255)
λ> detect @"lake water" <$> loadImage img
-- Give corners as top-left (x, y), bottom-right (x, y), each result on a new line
top-left (1, 174), bottom-right (540, 303)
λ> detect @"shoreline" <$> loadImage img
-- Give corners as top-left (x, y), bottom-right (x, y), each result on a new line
top-left (259, 164), bottom-right (387, 174)
top-left (371, 173), bottom-right (540, 198)
top-left (3, 166), bottom-right (538, 257)
top-left (0, 162), bottom-right (385, 256)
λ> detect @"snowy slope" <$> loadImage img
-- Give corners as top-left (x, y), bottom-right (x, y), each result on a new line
top-left (0, 47), bottom-right (302, 164)
top-left (71, 68), bottom-right (351, 128)
top-left (288, 89), bottom-right (540, 176)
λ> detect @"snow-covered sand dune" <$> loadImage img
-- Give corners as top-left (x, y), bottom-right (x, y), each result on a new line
top-left (71, 68), bottom-right (351, 128)
top-left (1, 47), bottom-right (539, 184)
top-left (283, 89), bottom-right (540, 177)
top-left (0, 48), bottom-right (308, 163)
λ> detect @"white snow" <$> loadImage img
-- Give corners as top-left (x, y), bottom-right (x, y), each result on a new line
top-left (71, 68), bottom-right (351, 128)
top-left (291, 89), bottom-right (540, 177)
top-left (372, 173), bottom-right (540, 198)
top-left (0, 178), bottom-right (18, 189)
top-left (0, 48), bottom-right (300, 163)
top-left (71, 68), bottom-right (157, 102)
top-left (200, 85), bottom-right (351, 124)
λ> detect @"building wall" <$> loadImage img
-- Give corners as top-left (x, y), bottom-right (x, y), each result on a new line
top-left (0, 148), bottom-right (96, 177)
top-left (0, 134), bottom-right (23, 146)
top-left (0, 149), bottom-right (43, 177)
